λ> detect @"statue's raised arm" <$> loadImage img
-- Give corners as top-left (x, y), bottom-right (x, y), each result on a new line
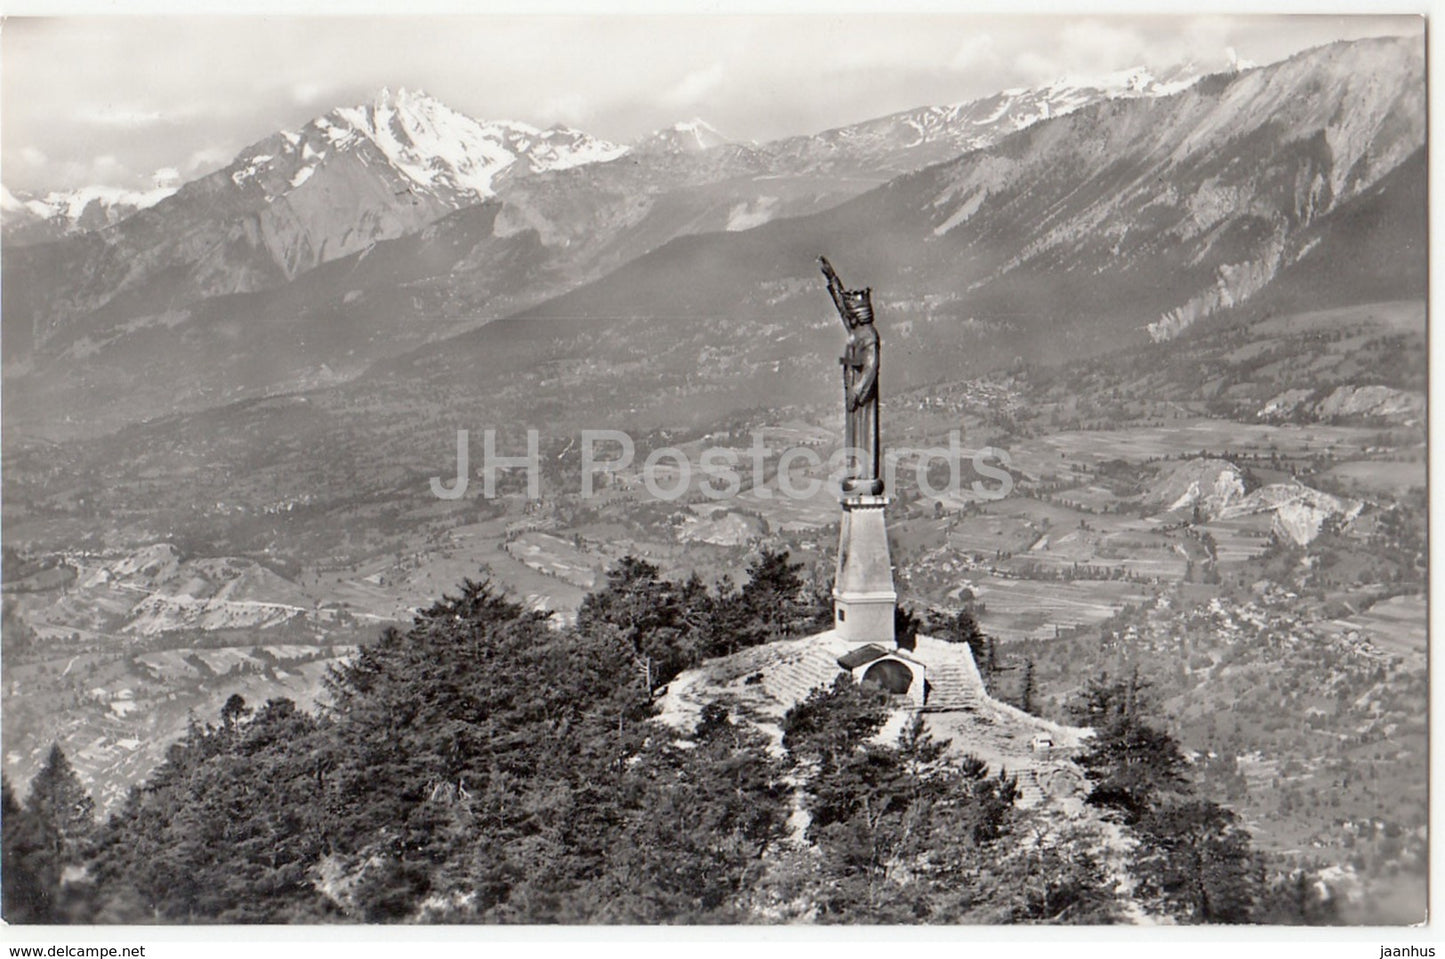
top-left (819, 256), bottom-right (849, 326)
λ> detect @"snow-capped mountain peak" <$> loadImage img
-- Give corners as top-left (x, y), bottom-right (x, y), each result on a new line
top-left (633, 118), bottom-right (730, 154)
top-left (1, 172), bottom-right (180, 243)
top-left (323, 86), bottom-right (517, 197)
top-left (290, 86), bottom-right (627, 201)
top-left (763, 63), bottom-right (1210, 179)
top-left (1043, 62), bottom-right (1203, 100)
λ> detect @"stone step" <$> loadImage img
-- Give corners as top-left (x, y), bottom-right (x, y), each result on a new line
top-left (760, 649), bottom-right (845, 711)
top-left (1013, 767), bottom-right (1045, 807)
top-left (922, 662), bottom-right (985, 711)
top-left (929, 661), bottom-right (986, 689)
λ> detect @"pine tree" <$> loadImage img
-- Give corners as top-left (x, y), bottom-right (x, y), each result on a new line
top-left (894, 604), bottom-right (921, 651)
top-left (2, 780), bottom-right (48, 922)
top-left (985, 817), bottom-right (1122, 924)
top-left (780, 680), bottom-right (1034, 922)
top-left (948, 609), bottom-right (989, 673)
top-left (576, 558), bottom-right (686, 691)
top-left (782, 674), bottom-right (890, 773)
top-left (593, 704), bottom-right (793, 922)
top-left (1019, 659), bottom-right (1036, 715)
top-left (739, 548), bottom-right (812, 641)
top-left (1132, 799), bottom-right (1258, 923)
top-left (12, 746), bottom-right (96, 922)
top-left (1068, 671), bottom-right (1191, 823)
top-left (27, 745), bottom-right (95, 858)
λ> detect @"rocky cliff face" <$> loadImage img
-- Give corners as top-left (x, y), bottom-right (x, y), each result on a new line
top-left (903, 37), bottom-right (1424, 344)
top-left (1261, 384), bottom-right (1425, 424)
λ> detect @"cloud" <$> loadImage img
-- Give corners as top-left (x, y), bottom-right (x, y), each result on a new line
top-left (185, 146), bottom-right (233, 175)
top-left (1180, 17), bottom-right (1235, 59)
top-left (1008, 18), bottom-right (1255, 85)
top-left (538, 93), bottom-right (589, 127)
top-left (4, 146), bottom-right (50, 186)
top-left (663, 62), bottom-right (725, 107)
top-left (291, 82), bottom-right (331, 106)
top-left (949, 33), bottom-right (999, 72)
top-left (1013, 50), bottom-right (1060, 81)
top-left (3, 145), bottom-right (146, 191)
top-left (76, 104), bottom-right (178, 128)
top-left (1060, 20), bottom-right (1149, 69)
top-left (52, 154), bottom-right (133, 188)
top-left (1012, 20), bottom-right (1154, 83)
top-left (1224, 47), bottom-right (1257, 70)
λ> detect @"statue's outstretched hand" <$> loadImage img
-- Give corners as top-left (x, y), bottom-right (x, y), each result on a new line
top-left (818, 255), bottom-right (837, 280)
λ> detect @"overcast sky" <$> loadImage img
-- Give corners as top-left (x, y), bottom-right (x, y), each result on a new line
top-left (0, 12), bottom-right (1424, 193)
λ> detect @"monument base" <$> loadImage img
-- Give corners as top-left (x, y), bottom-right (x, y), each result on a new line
top-left (833, 494), bottom-right (896, 644)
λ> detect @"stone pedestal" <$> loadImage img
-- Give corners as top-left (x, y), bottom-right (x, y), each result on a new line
top-left (833, 494), bottom-right (896, 643)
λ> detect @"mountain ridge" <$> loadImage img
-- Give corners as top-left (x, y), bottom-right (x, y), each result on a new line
top-left (0, 36), bottom-right (1422, 441)
top-left (2, 59), bottom-right (1230, 434)
top-left (322, 33), bottom-right (1420, 458)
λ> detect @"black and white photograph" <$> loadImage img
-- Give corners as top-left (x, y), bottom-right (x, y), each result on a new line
top-left (0, 5), bottom-right (1433, 945)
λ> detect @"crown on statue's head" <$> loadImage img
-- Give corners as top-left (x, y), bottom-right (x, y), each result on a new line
top-left (842, 287), bottom-right (874, 323)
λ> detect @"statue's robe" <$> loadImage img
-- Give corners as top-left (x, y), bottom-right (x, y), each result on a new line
top-left (842, 323), bottom-right (880, 484)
